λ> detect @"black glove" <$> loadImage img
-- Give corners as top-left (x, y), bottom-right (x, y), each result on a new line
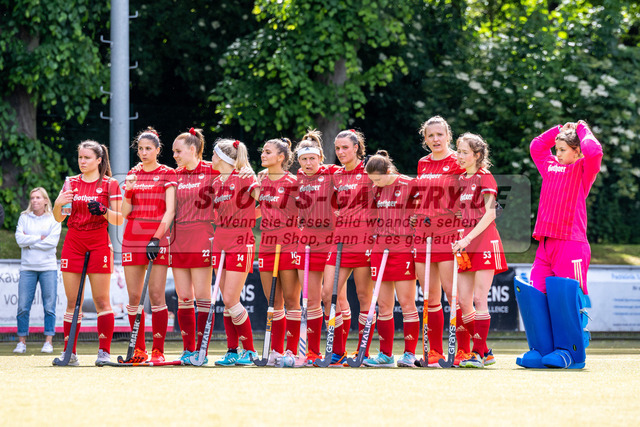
top-left (88, 199), bottom-right (107, 216)
top-left (146, 237), bottom-right (160, 261)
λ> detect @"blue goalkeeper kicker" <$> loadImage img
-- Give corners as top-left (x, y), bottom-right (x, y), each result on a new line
top-left (541, 277), bottom-right (591, 369)
top-left (514, 277), bottom-right (554, 369)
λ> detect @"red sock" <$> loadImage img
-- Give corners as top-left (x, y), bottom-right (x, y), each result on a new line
top-left (462, 311), bottom-right (476, 354)
top-left (427, 304), bottom-right (444, 354)
top-left (230, 303), bottom-right (255, 352)
top-left (358, 312), bottom-right (376, 357)
top-left (457, 306), bottom-right (472, 353)
top-left (63, 312), bottom-right (81, 354)
top-left (195, 299), bottom-right (211, 352)
top-left (286, 310), bottom-right (301, 354)
top-left (151, 305), bottom-right (168, 353)
top-left (97, 311), bottom-right (115, 353)
top-left (271, 310), bottom-right (286, 354)
top-left (403, 311), bottom-right (420, 354)
top-left (377, 314), bottom-right (394, 356)
top-left (307, 307), bottom-right (323, 355)
top-left (223, 308), bottom-right (239, 350)
top-left (473, 311), bottom-right (491, 356)
top-left (177, 299), bottom-right (196, 352)
top-left (126, 304), bottom-right (146, 351)
top-left (342, 308), bottom-right (351, 345)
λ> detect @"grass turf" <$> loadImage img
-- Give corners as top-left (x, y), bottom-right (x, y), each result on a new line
top-left (2, 339), bottom-right (640, 426)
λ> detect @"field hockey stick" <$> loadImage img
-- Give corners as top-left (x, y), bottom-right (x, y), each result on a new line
top-left (118, 260), bottom-right (154, 363)
top-left (191, 250), bottom-right (226, 366)
top-left (53, 251), bottom-right (90, 366)
top-left (314, 242), bottom-right (343, 367)
top-left (346, 248), bottom-right (389, 368)
top-left (97, 360), bottom-right (184, 367)
top-left (293, 245), bottom-right (311, 367)
top-left (438, 230), bottom-right (463, 368)
top-left (254, 244), bottom-right (282, 366)
top-left (416, 237), bottom-right (432, 367)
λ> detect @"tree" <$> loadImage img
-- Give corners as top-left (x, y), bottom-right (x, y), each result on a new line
top-left (0, 0), bottom-right (108, 228)
top-left (212, 0), bottom-right (414, 162)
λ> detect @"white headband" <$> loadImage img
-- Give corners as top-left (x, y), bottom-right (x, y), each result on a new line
top-left (214, 145), bottom-right (235, 166)
top-left (296, 147), bottom-right (321, 158)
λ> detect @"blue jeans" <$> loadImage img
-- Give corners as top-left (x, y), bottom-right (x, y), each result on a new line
top-left (17, 270), bottom-right (58, 337)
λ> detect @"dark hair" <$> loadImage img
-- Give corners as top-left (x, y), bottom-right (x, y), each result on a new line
top-left (133, 126), bottom-right (161, 150)
top-left (556, 123), bottom-right (580, 150)
top-left (419, 115), bottom-right (453, 151)
top-left (175, 128), bottom-right (205, 160)
top-left (365, 150), bottom-right (397, 174)
top-left (456, 133), bottom-right (492, 169)
top-left (264, 138), bottom-right (293, 170)
top-left (335, 129), bottom-right (366, 159)
top-left (78, 140), bottom-right (112, 181)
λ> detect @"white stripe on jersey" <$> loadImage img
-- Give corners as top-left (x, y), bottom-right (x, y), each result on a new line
top-left (491, 240), bottom-right (501, 271)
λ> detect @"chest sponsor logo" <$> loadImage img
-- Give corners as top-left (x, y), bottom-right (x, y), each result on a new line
top-left (300, 184), bottom-right (321, 192)
top-left (420, 173), bottom-right (442, 180)
top-left (134, 183), bottom-right (155, 190)
top-left (548, 164), bottom-right (566, 173)
top-left (178, 182), bottom-right (202, 190)
top-left (337, 184), bottom-right (357, 192)
top-left (460, 193), bottom-right (474, 201)
top-left (377, 200), bottom-right (398, 208)
top-left (259, 195), bottom-right (280, 202)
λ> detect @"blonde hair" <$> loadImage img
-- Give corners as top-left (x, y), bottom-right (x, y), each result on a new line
top-left (175, 128), bottom-right (205, 160)
top-left (264, 137), bottom-right (294, 170)
top-left (456, 132), bottom-right (492, 169)
top-left (419, 115), bottom-right (453, 151)
top-left (214, 138), bottom-right (251, 170)
top-left (22, 187), bottom-right (53, 215)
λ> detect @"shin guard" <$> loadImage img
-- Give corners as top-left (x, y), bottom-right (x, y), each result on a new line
top-left (514, 277), bottom-right (554, 368)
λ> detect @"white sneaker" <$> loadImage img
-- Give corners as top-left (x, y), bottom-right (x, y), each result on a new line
top-left (267, 350), bottom-right (283, 367)
top-left (54, 351), bottom-right (79, 366)
top-left (41, 342), bottom-right (54, 353)
top-left (13, 342), bottom-right (26, 354)
top-left (275, 349), bottom-right (296, 367)
top-left (95, 349), bottom-right (111, 366)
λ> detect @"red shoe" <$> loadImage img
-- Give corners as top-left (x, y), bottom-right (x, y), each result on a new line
top-left (130, 348), bottom-right (148, 363)
top-left (305, 351), bottom-right (322, 367)
top-left (427, 349), bottom-right (445, 368)
top-left (150, 349), bottom-right (165, 363)
top-left (454, 349), bottom-right (469, 367)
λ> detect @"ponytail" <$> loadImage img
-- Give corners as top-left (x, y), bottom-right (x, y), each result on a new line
top-left (336, 129), bottom-right (366, 159)
top-left (365, 150), bottom-right (397, 175)
top-left (214, 138), bottom-right (251, 170)
top-left (78, 140), bottom-right (112, 181)
top-left (176, 127), bottom-right (205, 160)
top-left (264, 137), bottom-right (293, 170)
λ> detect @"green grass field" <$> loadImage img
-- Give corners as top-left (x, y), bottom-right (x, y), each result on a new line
top-left (2, 339), bottom-right (639, 426)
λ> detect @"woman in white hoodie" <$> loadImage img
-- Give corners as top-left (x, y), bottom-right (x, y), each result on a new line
top-left (14, 187), bottom-right (61, 354)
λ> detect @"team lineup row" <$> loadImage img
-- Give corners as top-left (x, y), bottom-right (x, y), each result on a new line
top-left (49, 115), bottom-right (602, 369)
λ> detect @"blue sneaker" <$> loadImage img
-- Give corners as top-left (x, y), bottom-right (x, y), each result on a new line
top-left (363, 352), bottom-right (395, 367)
top-left (235, 349), bottom-right (258, 366)
top-left (483, 349), bottom-right (495, 366)
top-left (215, 351), bottom-right (239, 366)
top-left (329, 352), bottom-right (346, 368)
top-left (396, 352), bottom-right (417, 367)
top-left (179, 350), bottom-right (195, 365)
top-left (460, 351), bottom-right (484, 368)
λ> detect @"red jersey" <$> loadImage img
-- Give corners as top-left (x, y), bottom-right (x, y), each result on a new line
top-left (126, 163), bottom-right (177, 221)
top-left (458, 168), bottom-right (498, 224)
top-left (296, 165), bottom-right (336, 230)
top-left (64, 175), bottom-right (121, 231)
top-left (259, 172), bottom-right (298, 231)
top-left (212, 170), bottom-right (258, 229)
top-left (372, 175), bottom-right (419, 236)
top-left (333, 160), bottom-right (376, 229)
top-left (175, 161), bottom-right (219, 223)
top-left (416, 152), bottom-right (465, 217)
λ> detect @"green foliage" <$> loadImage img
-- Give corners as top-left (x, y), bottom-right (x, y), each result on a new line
top-left (211, 0), bottom-right (414, 142)
top-left (0, 0), bottom-right (107, 228)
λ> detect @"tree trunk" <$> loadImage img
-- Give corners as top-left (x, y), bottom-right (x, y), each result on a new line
top-left (315, 57), bottom-right (348, 165)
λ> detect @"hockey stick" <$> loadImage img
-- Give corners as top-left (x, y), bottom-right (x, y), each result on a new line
top-left (438, 231), bottom-right (462, 368)
top-left (416, 237), bottom-right (432, 367)
top-left (97, 360), bottom-right (183, 367)
top-left (254, 244), bottom-right (282, 366)
top-left (346, 248), bottom-right (389, 367)
top-left (314, 242), bottom-right (343, 367)
top-left (190, 250), bottom-right (226, 366)
top-left (53, 251), bottom-right (90, 366)
top-left (292, 245), bottom-right (311, 367)
top-left (118, 260), bottom-right (154, 363)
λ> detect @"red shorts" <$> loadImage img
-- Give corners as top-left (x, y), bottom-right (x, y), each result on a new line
top-left (297, 229), bottom-right (334, 272)
top-left (121, 219), bottom-right (170, 266)
top-left (414, 213), bottom-right (460, 263)
top-left (460, 224), bottom-right (507, 274)
top-left (61, 227), bottom-right (113, 274)
top-left (371, 236), bottom-right (416, 281)
top-left (259, 229), bottom-right (299, 271)
top-left (327, 226), bottom-right (375, 268)
top-left (212, 227), bottom-right (254, 273)
top-left (170, 222), bottom-right (214, 269)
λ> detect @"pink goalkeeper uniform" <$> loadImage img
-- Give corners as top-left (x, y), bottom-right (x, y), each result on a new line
top-left (211, 171), bottom-right (258, 273)
top-left (258, 172), bottom-right (299, 271)
top-left (329, 160), bottom-right (377, 267)
top-left (415, 153), bottom-right (465, 262)
top-left (296, 164), bottom-right (338, 271)
top-left (530, 123), bottom-right (603, 293)
top-left (370, 175), bottom-right (419, 281)
top-left (122, 163), bottom-right (177, 266)
top-left (60, 175), bottom-right (121, 273)
top-left (458, 169), bottom-right (507, 274)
